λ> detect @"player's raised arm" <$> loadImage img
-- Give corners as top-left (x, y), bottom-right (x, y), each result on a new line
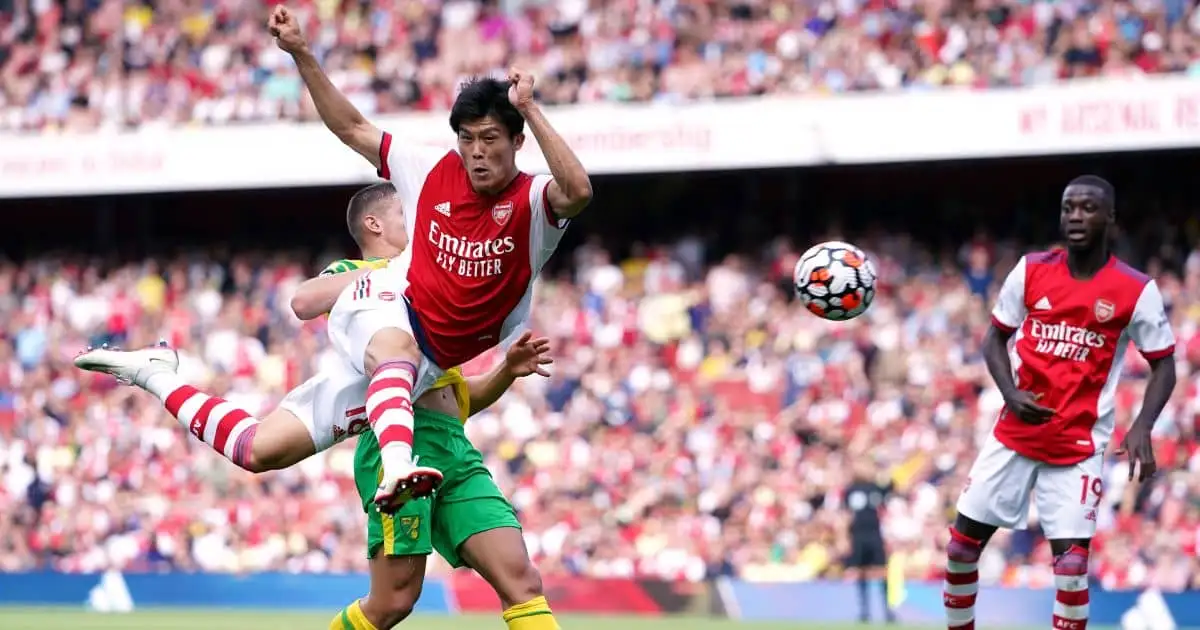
top-left (983, 256), bottom-right (1055, 424)
top-left (290, 267), bottom-right (370, 320)
top-left (1116, 279), bottom-right (1177, 481)
top-left (508, 69), bottom-right (593, 219)
top-left (464, 332), bottom-right (552, 416)
top-left (269, 6), bottom-right (382, 167)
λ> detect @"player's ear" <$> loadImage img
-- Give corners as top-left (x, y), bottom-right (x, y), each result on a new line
top-left (363, 214), bottom-right (383, 236)
top-left (512, 132), bottom-right (525, 151)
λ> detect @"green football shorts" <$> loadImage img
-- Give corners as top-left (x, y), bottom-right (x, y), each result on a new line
top-left (354, 408), bottom-right (520, 568)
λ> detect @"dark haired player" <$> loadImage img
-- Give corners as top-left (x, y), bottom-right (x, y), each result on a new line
top-left (945, 176), bottom-right (1176, 630)
top-left (269, 7), bottom-right (591, 517)
top-left (267, 5), bottom-right (590, 630)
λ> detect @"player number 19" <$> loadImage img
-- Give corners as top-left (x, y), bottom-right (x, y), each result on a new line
top-left (1080, 474), bottom-right (1103, 507)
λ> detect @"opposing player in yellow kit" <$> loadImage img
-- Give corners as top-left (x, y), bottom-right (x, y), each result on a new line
top-left (76, 182), bottom-right (563, 630)
top-left (299, 186), bottom-right (560, 630)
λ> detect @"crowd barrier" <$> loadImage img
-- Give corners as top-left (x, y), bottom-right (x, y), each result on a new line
top-left (0, 571), bottom-right (454, 613)
top-left (0, 572), bottom-right (1194, 626)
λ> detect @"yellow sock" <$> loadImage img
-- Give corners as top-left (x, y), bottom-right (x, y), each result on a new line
top-left (503, 595), bottom-right (560, 630)
top-left (329, 599), bottom-right (378, 630)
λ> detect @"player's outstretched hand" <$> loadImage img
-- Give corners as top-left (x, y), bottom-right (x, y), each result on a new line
top-left (1115, 426), bottom-right (1157, 482)
top-left (504, 331), bottom-right (552, 378)
top-left (1004, 390), bottom-right (1055, 425)
top-left (507, 68), bottom-right (536, 110)
top-left (268, 6), bottom-right (307, 55)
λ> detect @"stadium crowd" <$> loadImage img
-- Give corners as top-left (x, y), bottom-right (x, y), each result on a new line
top-left (3, 0), bottom-right (1200, 131)
top-left (0, 233), bottom-right (1198, 590)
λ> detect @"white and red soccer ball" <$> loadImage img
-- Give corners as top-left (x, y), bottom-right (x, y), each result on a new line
top-left (793, 240), bottom-right (878, 321)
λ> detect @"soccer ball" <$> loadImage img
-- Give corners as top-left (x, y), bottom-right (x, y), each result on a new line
top-left (793, 240), bottom-right (877, 321)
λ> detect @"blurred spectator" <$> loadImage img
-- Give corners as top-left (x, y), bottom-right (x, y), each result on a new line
top-left (5, 0), bottom-right (1200, 132)
top-left (0, 228), bottom-right (1197, 591)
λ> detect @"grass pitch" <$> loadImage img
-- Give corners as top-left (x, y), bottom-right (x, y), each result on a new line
top-left (0, 608), bottom-right (1112, 630)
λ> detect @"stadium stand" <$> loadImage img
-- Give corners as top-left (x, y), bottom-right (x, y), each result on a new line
top-left (3, 1), bottom-right (1200, 621)
top-left (0, 175), bottom-right (1197, 591)
top-left (4, 0), bottom-right (1200, 131)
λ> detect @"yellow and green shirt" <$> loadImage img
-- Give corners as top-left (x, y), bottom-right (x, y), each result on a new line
top-left (318, 257), bottom-right (390, 277)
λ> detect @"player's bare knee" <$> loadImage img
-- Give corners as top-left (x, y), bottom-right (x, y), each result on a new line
top-left (239, 424), bottom-right (291, 473)
top-left (364, 578), bottom-right (422, 628)
top-left (376, 589), bottom-right (420, 628)
top-left (364, 328), bottom-right (420, 375)
top-left (495, 558), bottom-right (544, 607)
top-left (243, 443), bottom-right (283, 473)
top-left (237, 452), bottom-right (267, 474)
top-left (514, 563), bottom-right (544, 601)
top-left (363, 553), bottom-right (427, 629)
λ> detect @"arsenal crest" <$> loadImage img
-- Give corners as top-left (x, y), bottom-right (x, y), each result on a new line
top-left (1094, 299), bottom-right (1115, 323)
top-left (492, 201), bottom-right (514, 226)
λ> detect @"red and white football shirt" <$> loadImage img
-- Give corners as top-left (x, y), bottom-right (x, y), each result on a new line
top-left (990, 250), bottom-right (1175, 465)
top-left (377, 132), bottom-right (568, 368)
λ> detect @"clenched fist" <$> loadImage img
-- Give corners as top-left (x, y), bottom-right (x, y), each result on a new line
top-left (268, 6), bottom-right (308, 55)
top-left (506, 68), bottom-right (536, 110)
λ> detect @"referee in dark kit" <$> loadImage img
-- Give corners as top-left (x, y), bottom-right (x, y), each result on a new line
top-left (844, 460), bottom-right (896, 624)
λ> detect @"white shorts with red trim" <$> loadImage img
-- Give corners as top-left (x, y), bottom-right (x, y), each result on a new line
top-left (278, 365), bottom-right (369, 452)
top-left (325, 260), bottom-right (445, 400)
top-left (956, 434), bottom-right (1104, 540)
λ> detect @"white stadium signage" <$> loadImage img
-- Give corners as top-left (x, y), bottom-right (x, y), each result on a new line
top-left (1, 75), bottom-right (1198, 198)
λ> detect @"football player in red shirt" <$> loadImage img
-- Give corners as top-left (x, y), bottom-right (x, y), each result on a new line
top-left (944, 175), bottom-right (1177, 630)
top-left (270, 4), bottom-right (591, 517)
top-left (271, 7), bottom-right (589, 630)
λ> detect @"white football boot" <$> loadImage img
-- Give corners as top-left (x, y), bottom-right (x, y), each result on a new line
top-left (73, 341), bottom-right (179, 386)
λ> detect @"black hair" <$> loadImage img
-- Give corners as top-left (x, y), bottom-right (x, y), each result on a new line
top-left (1066, 175), bottom-right (1115, 210)
top-left (346, 182), bottom-right (396, 248)
top-left (449, 77), bottom-right (525, 138)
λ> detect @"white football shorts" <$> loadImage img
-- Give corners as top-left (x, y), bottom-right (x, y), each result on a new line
top-left (956, 433), bottom-right (1104, 540)
top-left (325, 258), bottom-right (445, 400)
top-left (277, 362), bottom-right (370, 452)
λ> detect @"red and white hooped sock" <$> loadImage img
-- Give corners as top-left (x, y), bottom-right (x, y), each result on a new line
top-left (1052, 545), bottom-right (1090, 630)
top-left (366, 359), bottom-right (417, 467)
top-left (146, 372), bottom-right (259, 470)
top-left (944, 527), bottom-right (982, 630)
